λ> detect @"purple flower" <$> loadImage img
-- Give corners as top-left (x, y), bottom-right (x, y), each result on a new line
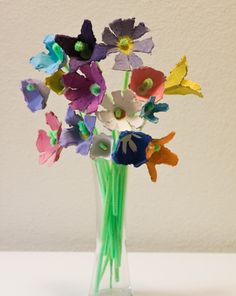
top-left (59, 107), bottom-right (96, 155)
top-left (21, 79), bottom-right (50, 112)
top-left (55, 20), bottom-right (108, 70)
top-left (63, 62), bottom-right (106, 114)
top-left (102, 18), bottom-right (154, 71)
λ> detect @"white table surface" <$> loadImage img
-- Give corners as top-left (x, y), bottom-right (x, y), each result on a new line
top-left (0, 252), bottom-right (236, 296)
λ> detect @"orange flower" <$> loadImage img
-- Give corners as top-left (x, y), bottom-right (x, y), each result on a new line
top-left (146, 132), bottom-right (178, 182)
top-left (129, 66), bottom-right (165, 102)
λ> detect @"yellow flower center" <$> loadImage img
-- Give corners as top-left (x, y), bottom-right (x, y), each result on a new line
top-left (117, 36), bottom-right (133, 55)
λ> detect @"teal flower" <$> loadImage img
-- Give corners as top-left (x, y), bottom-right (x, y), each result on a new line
top-left (30, 35), bottom-right (66, 74)
top-left (140, 96), bottom-right (169, 123)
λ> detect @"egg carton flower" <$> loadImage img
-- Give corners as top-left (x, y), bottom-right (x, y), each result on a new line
top-left (102, 18), bottom-right (154, 70)
top-left (140, 96), bottom-right (169, 123)
top-left (55, 20), bottom-right (108, 71)
top-left (129, 66), bottom-right (165, 101)
top-left (63, 62), bottom-right (106, 114)
top-left (90, 133), bottom-right (113, 160)
top-left (112, 131), bottom-right (152, 167)
top-left (146, 132), bottom-right (178, 182)
top-left (36, 112), bottom-right (63, 165)
top-left (60, 107), bottom-right (96, 156)
top-left (96, 90), bottom-right (143, 131)
top-left (45, 69), bottom-right (65, 95)
top-left (21, 79), bottom-right (50, 112)
top-left (30, 34), bottom-right (66, 74)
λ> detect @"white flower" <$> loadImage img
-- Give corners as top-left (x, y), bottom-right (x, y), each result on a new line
top-left (96, 90), bottom-right (144, 131)
top-left (90, 133), bottom-right (113, 160)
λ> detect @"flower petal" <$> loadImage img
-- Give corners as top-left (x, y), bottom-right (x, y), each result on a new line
top-left (102, 27), bottom-right (118, 45)
top-left (79, 19), bottom-right (96, 46)
top-left (128, 53), bottom-right (143, 69)
top-left (132, 22), bottom-right (150, 39)
top-left (109, 18), bottom-right (135, 37)
top-left (63, 72), bottom-right (89, 89)
top-left (133, 37), bottom-right (154, 53)
top-left (36, 130), bottom-right (51, 153)
top-left (65, 107), bottom-right (82, 126)
top-left (45, 69), bottom-right (64, 94)
top-left (84, 115), bottom-right (96, 133)
top-left (113, 53), bottom-right (131, 71)
top-left (45, 112), bottom-right (61, 131)
top-left (76, 137), bottom-right (92, 155)
top-left (60, 127), bottom-right (82, 148)
top-left (101, 94), bottom-right (114, 111)
top-left (96, 110), bottom-right (114, 123)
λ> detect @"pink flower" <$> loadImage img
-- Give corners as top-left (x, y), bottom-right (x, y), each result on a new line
top-left (36, 112), bottom-right (63, 165)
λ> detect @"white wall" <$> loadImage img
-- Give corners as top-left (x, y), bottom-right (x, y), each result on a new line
top-left (0, 0), bottom-right (236, 252)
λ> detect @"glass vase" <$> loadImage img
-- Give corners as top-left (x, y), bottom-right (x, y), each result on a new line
top-left (89, 158), bottom-right (132, 296)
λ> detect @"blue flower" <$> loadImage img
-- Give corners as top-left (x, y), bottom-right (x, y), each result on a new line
top-left (59, 107), bottom-right (96, 156)
top-left (21, 79), bottom-right (50, 112)
top-left (112, 131), bottom-right (152, 167)
top-left (140, 96), bottom-right (169, 123)
top-left (30, 34), bottom-right (67, 74)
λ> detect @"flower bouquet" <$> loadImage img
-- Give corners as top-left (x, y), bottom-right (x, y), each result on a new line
top-left (21, 18), bottom-right (203, 296)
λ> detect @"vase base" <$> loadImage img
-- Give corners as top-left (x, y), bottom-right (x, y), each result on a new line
top-left (91, 288), bottom-right (133, 296)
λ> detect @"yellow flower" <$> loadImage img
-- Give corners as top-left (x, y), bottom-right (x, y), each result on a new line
top-left (165, 56), bottom-right (203, 98)
top-left (45, 69), bottom-right (64, 95)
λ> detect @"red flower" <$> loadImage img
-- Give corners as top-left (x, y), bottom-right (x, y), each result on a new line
top-left (129, 66), bottom-right (165, 102)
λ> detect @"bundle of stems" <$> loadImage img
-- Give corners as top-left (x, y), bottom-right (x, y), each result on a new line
top-left (93, 71), bottom-right (130, 293)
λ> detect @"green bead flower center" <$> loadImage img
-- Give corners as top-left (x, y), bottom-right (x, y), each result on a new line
top-left (26, 83), bottom-right (36, 91)
top-left (52, 43), bottom-right (64, 62)
top-left (138, 78), bottom-right (154, 95)
top-left (117, 36), bottom-right (133, 55)
top-left (154, 144), bottom-right (161, 152)
top-left (114, 107), bottom-right (126, 120)
top-left (78, 121), bottom-right (90, 140)
top-left (47, 130), bottom-right (58, 146)
top-left (89, 83), bottom-right (101, 96)
top-left (74, 41), bottom-right (92, 60)
top-left (98, 142), bottom-right (108, 151)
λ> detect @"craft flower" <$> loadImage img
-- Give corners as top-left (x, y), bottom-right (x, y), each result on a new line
top-left (30, 34), bottom-right (66, 74)
top-left (102, 18), bottom-right (154, 70)
top-left (96, 90), bottom-right (143, 131)
top-left (63, 62), bottom-right (106, 114)
top-left (146, 132), bottom-right (178, 182)
top-left (165, 56), bottom-right (203, 97)
top-left (36, 112), bottom-right (63, 165)
top-left (140, 96), bottom-right (169, 123)
top-left (112, 131), bottom-right (152, 167)
top-left (60, 107), bottom-right (96, 155)
top-left (55, 20), bottom-right (108, 70)
top-left (90, 133), bottom-right (113, 160)
top-left (21, 79), bottom-right (50, 112)
top-left (45, 69), bottom-right (65, 95)
top-left (129, 67), bottom-right (165, 101)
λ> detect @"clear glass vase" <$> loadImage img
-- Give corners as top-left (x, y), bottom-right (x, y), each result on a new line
top-left (89, 158), bottom-right (132, 296)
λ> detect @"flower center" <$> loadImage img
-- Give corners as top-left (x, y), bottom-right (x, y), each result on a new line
top-left (78, 121), bottom-right (90, 140)
top-left (138, 78), bottom-right (154, 95)
top-left (117, 36), bottom-right (133, 55)
top-left (89, 83), bottom-right (101, 96)
top-left (144, 101), bottom-right (155, 114)
top-left (154, 144), bottom-right (161, 152)
top-left (114, 107), bottom-right (126, 120)
top-left (47, 130), bottom-right (58, 146)
top-left (26, 83), bottom-right (36, 91)
top-left (74, 40), bottom-right (92, 60)
top-left (98, 142), bottom-right (108, 151)
top-left (52, 43), bottom-right (64, 62)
